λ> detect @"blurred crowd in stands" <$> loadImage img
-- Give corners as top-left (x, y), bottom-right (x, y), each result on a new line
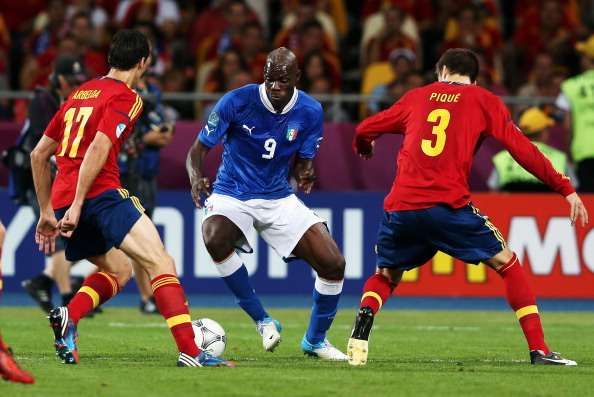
top-left (0, 0), bottom-right (593, 122)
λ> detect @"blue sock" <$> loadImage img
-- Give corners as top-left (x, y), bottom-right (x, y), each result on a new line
top-left (218, 253), bottom-right (268, 323)
top-left (305, 277), bottom-right (343, 345)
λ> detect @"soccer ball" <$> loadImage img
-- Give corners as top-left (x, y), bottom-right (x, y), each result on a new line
top-left (192, 318), bottom-right (227, 357)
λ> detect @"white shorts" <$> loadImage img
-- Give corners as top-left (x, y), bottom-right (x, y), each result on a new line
top-left (203, 193), bottom-right (324, 259)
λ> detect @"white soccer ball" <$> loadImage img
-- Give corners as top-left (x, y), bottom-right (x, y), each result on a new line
top-left (192, 318), bottom-right (227, 357)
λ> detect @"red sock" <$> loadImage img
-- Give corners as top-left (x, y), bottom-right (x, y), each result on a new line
top-left (360, 273), bottom-right (394, 315)
top-left (497, 254), bottom-right (550, 354)
top-left (68, 272), bottom-right (119, 324)
top-left (151, 274), bottom-right (199, 357)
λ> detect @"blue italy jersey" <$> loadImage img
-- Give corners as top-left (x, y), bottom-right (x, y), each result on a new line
top-left (198, 84), bottom-right (324, 200)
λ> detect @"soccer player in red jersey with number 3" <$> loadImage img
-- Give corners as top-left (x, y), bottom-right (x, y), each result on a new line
top-left (30, 30), bottom-right (232, 367)
top-left (347, 49), bottom-right (589, 366)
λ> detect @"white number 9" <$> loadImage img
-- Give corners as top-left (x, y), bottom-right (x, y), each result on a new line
top-left (262, 138), bottom-right (277, 159)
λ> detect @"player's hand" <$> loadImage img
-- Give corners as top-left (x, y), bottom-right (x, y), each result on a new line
top-left (354, 138), bottom-right (374, 159)
top-left (566, 192), bottom-right (589, 227)
top-left (190, 177), bottom-right (211, 208)
top-left (296, 169), bottom-right (316, 194)
top-left (59, 204), bottom-right (82, 238)
top-left (35, 212), bottom-right (59, 254)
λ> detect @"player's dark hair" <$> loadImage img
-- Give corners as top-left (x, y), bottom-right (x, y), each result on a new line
top-left (436, 48), bottom-right (480, 82)
top-left (108, 29), bottom-right (150, 71)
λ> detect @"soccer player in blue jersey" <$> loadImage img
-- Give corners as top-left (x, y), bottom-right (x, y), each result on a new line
top-left (187, 47), bottom-right (348, 360)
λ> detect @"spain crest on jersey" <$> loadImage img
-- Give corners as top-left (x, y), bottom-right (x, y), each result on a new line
top-left (286, 127), bottom-right (298, 141)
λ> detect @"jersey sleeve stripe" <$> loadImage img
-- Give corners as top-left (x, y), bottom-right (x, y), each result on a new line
top-left (130, 97), bottom-right (143, 119)
top-left (128, 94), bottom-right (141, 119)
top-left (128, 94), bottom-right (143, 120)
top-left (127, 94), bottom-right (138, 117)
top-left (131, 94), bottom-right (142, 118)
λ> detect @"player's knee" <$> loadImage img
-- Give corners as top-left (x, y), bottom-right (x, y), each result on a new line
top-left (319, 254), bottom-right (345, 281)
top-left (203, 226), bottom-right (234, 262)
top-left (115, 265), bottom-right (133, 288)
top-left (0, 222), bottom-right (5, 243)
top-left (485, 247), bottom-right (514, 272)
top-left (143, 250), bottom-right (176, 276)
top-left (379, 268), bottom-right (403, 287)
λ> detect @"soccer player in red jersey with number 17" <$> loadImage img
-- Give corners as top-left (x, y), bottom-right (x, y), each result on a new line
top-left (347, 49), bottom-right (589, 366)
top-left (30, 30), bottom-right (232, 367)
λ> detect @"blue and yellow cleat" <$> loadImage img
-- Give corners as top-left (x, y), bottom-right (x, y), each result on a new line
top-left (301, 336), bottom-right (348, 361)
top-left (48, 307), bottom-right (79, 364)
top-left (177, 351), bottom-right (235, 368)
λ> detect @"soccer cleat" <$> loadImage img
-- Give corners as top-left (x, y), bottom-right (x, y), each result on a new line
top-left (48, 307), bottom-right (79, 364)
top-left (139, 297), bottom-right (158, 314)
top-left (347, 339), bottom-right (369, 366)
top-left (301, 336), bottom-right (348, 361)
top-left (256, 317), bottom-right (282, 352)
top-left (21, 277), bottom-right (53, 313)
top-left (530, 350), bottom-right (577, 366)
top-left (177, 351), bottom-right (235, 368)
top-left (347, 306), bottom-right (375, 366)
top-left (0, 337), bottom-right (35, 384)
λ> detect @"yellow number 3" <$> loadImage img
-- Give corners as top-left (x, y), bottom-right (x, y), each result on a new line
top-left (421, 108), bottom-right (450, 157)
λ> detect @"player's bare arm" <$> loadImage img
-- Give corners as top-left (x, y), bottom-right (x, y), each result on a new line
top-left (293, 158), bottom-right (316, 193)
top-left (30, 134), bottom-right (60, 254)
top-left (60, 131), bottom-right (113, 236)
top-left (186, 139), bottom-right (211, 208)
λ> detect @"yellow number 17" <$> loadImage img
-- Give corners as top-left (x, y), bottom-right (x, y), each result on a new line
top-left (58, 106), bottom-right (94, 158)
top-left (421, 108), bottom-right (450, 157)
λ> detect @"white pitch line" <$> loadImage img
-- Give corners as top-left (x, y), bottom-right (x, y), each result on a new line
top-left (108, 322), bottom-right (166, 328)
top-left (415, 325), bottom-right (481, 331)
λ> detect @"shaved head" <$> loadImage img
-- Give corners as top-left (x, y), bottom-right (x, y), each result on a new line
top-left (266, 47), bottom-right (298, 74)
top-left (264, 47), bottom-right (300, 112)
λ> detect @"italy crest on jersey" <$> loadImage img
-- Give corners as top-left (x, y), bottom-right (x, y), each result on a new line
top-left (286, 127), bottom-right (298, 141)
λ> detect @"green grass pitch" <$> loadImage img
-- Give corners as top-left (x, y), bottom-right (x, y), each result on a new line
top-left (1, 306), bottom-right (592, 396)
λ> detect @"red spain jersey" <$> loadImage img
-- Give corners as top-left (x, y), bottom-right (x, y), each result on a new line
top-left (355, 81), bottom-right (574, 211)
top-left (44, 77), bottom-right (143, 209)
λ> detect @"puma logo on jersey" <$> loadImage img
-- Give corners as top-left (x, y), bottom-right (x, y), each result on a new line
top-left (242, 124), bottom-right (255, 135)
